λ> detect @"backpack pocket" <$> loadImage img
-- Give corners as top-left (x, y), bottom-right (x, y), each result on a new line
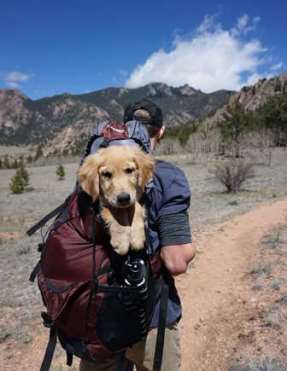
top-left (95, 288), bottom-right (148, 351)
top-left (37, 272), bottom-right (90, 323)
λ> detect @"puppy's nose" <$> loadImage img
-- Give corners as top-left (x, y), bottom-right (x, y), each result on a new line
top-left (117, 192), bottom-right (131, 205)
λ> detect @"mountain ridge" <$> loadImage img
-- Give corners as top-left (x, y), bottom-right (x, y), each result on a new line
top-left (0, 83), bottom-right (234, 151)
top-left (1, 74), bottom-right (286, 156)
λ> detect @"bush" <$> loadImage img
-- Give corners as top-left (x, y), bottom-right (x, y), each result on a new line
top-left (9, 163), bottom-right (30, 194)
top-left (10, 171), bottom-right (25, 194)
top-left (17, 161), bottom-right (29, 187)
top-left (56, 164), bottom-right (65, 181)
top-left (212, 159), bottom-right (255, 193)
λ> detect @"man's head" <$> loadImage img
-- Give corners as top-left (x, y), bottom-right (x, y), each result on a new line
top-left (123, 99), bottom-right (165, 149)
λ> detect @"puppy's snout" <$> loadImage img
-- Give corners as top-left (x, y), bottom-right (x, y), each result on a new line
top-left (117, 192), bottom-right (131, 206)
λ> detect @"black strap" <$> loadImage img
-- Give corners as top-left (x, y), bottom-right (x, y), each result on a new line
top-left (153, 283), bottom-right (169, 371)
top-left (29, 260), bottom-right (41, 282)
top-left (66, 352), bottom-right (73, 367)
top-left (39, 326), bottom-right (57, 371)
top-left (26, 203), bottom-right (66, 236)
top-left (26, 194), bottom-right (72, 236)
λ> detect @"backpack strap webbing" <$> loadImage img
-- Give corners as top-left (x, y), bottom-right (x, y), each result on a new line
top-left (26, 195), bottom-right (72, 236)
top-left (29, 260), bottom-right (41, 282)
top-left (153, 282), bottom-right (169, 371)
top-left (40, 326), bottom-right (57, 371)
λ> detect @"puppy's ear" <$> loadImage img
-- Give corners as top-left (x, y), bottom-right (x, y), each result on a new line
top-left (78, 155), bottom-right (100, 202)
top-left (134, 149), bottom-right (155, 190)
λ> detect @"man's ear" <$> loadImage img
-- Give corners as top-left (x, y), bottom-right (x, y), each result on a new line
top-left (78, 155), bottom-right (100, 202)
top-left (134, 149), bottom-right (155, 190)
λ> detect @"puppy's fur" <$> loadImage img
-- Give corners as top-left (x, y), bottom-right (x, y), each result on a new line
top-left (78, 146), bottom-right (154, 255)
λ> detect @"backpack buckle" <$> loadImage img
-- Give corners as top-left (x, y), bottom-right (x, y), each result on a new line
top-left (41, 312), bottom-right (54, 328)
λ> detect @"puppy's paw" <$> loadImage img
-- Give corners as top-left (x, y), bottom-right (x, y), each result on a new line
top-left (110, 236), bottom-right (130, 255)
top-left (130, 228), bottom-right (146, 251)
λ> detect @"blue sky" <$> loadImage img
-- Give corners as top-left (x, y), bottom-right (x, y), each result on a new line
top-left (0, 0), bottom-right (286, 99)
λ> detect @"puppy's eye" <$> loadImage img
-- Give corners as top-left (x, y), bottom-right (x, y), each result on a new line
top-left (101, 171), bottom-right (112, 179)
top-left (125, 168), bottom-right (135, 174)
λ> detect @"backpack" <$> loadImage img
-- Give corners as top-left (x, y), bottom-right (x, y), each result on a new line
top-left (27, 121), bottom-right (169, 371)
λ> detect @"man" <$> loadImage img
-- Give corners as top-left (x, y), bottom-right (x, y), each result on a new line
top-left (80, 99), bottom-right (195, 371)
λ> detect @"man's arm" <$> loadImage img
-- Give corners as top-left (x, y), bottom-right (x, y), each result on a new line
top-left (160, 243), bottom-right (196, 276)
top-left (157, 210), bottom-right (195, 276)
top-left (152, 161), bottom-right (195, 276)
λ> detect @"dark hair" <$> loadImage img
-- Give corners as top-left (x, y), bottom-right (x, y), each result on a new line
top-left (123, 99), bottom-right (163, 132)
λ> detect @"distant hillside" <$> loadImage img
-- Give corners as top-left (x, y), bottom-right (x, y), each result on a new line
top-left (200, 74), bottom-right (287, 128)
top-left (0, 83), bottom-right (233, 154)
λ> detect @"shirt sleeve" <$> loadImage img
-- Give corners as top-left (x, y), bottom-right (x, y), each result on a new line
top-left (157, 163), bottom-right (191, 217)
top-left (158, 210), bottom-right (192, 246)
top-left (152, 161), bottom-right (192, 246)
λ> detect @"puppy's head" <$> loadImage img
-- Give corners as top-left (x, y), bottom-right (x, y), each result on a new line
top-left (78, 146), bottom-right (154, 208)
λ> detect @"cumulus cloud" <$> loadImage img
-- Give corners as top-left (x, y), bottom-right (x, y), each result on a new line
top-left (126, 15), bottom-right (282, 92)
top-left (4, 71), bottom-right (34, 88)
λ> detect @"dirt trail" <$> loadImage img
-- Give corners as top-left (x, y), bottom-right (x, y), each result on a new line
top-left (2, 198), bottom-right (287, 371)
top-left (177, 197), bottom-right (287, 371)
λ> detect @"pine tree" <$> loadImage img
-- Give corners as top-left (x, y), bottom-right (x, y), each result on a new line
top-left (257, 93), bottom-right (287, 147)
top-left (56, 164), bottom-right (65, 181)
top-left (218, 101), bottom-right (253, 158)
top-left (18, 161), bottom-right (29, 187)
top-left (10, 170), bottom-right (25, 194)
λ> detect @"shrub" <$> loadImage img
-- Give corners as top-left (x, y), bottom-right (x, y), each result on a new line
top-left (17, 161), bottom-right (29, 187)
top-left (9, 163), bottom-right (30, 194)
top-left (56, 164), bottom-right (65, 181)
top-left (212, 159), bottom-right (255, 193)
top-left (10, 171), bottom-right (25, 194)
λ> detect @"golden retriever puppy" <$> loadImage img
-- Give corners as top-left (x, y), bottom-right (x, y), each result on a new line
top-left (78, 145), bottom-right (154, 255)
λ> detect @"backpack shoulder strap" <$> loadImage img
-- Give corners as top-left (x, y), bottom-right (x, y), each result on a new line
top-left (39, 325), bottom-right (58, 371)
top-left (26, 194), bottom-right (73, 236)
top-left (153, 281), bottom-right (169, 371)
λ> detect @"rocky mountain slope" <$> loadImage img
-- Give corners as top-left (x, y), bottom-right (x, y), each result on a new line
top-left (206, 74), bottom-right (287, 126)
top-left (0, 83), bottom-right (233, 153)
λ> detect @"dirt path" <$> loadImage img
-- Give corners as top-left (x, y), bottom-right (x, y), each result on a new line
top-left (2, 198), bottom-right (287, 371)
top-left (177, 197), bottom-right (287, 371)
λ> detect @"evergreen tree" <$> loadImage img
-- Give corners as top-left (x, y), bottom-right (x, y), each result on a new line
top-left (218, 101), bottom-right (253, 157)
top-left (18, 161), bottom-right (29, 187)
top-left (10, 170), bottom-right (25, 194)
top-left (257, 93), bottom-right (287, 147)
top-left (56, 164), bottom-right (65, 181)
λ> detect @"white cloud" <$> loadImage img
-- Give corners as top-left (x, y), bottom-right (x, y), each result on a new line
top-left (4, 71), bottom-right (34, 88)
top-left (232, 14), bottom-right (261, 35)
top-left (270, 62), bottom-right (283, 71)
top-left (126, 15), bottom-right (280, 92)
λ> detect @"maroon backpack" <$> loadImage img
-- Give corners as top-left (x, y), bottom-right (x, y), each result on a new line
top-left (27, 122), bottom-right (168, 371)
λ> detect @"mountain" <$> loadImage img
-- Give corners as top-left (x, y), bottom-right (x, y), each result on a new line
top-left (0, 83), bottom-right (233, 153)
top-left (230, 74), bottom-right (287, 109)
top-left (201, 74), bottom-right (287, 127)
